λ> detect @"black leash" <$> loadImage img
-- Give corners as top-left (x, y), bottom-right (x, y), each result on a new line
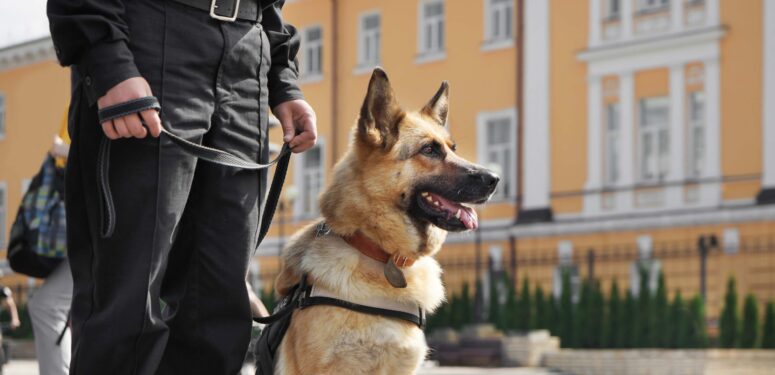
top-left (96, 96), bottom-right (291, 247)
top-left (252, 275), bottom-right (425, 328)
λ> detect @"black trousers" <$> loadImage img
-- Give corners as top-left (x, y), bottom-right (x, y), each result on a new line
top-left (65, 1), bottom-right (270, 374)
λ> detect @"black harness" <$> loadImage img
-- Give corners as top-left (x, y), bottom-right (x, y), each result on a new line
top-left (252, 275), bottom-right (425, 374)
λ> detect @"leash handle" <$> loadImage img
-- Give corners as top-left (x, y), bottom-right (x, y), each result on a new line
top-left (96, 96), bottom-right (292, 245)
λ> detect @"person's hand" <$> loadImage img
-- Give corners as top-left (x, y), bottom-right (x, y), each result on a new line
top-left (273, 99), bottom-right (317, 153)
top-left (97, 77), bottom-right (162, 140)
top-left (10, 318), bottom-right (20, 330)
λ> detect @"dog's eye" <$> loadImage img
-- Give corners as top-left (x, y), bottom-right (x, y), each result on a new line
top-left (421, 144), bottom-right (436, 156)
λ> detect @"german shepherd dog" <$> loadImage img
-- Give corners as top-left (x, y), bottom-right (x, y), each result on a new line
top-left (272, 68), bottom-right (499, 374)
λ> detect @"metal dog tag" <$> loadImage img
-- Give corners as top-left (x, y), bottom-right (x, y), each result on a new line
top-left (384, 258), bottom-right (407, 288)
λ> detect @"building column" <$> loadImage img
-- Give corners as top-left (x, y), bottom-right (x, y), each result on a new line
top-left (519, 0), bottom-right (553, 223)
top-left (703, 58), bottom-right (722, 205)
top-left (671, 0), bottom-right (684, 32)
top-left (584, 75), bottom-right (603, 216)
top-left (617, 72), bottom-right (635, 211)
top-left (706, 0), bottom-right (720, 27)
top-left (758, 0), bottom-right (775, 204)
top-left (589, 0), bottom-right (602, 47)
top-left (621, 0), bottom-right (633, 40)
top-left (667, 64), bottom-right (686, 207)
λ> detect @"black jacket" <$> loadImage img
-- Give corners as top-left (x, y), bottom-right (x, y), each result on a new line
top-left (47, 0), bottom-right (303, 108)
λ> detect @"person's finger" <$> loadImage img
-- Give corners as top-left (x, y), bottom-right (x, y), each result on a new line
top-left (102, 121), bottom-right (120, 140)
top-left (114, 117), bottom-right (132, 138)
top-left (290, 131), bottom-right (317, 153)
top-left (125, 114), bottom-right (148, 138)
top-left (275, 109), bottom-right (295, 143)
top-left (140, 109), bottom-right (162, 137)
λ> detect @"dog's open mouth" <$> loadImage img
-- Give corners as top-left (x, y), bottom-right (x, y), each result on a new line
top-left (414, 191), bottom-right (479, 231)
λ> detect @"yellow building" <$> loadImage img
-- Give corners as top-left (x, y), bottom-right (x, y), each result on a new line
top-left (0, 36), bottom-right (70, 299)
top-left (256, 0), bottom-right (775, 325)
top-left (0, 1), bottom-right (772, 324)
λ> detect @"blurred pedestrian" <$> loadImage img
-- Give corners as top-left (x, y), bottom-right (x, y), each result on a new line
top-left (0, 286), bottom-right (21, 375)
top-left (27, 120), bottom-right (72, 375)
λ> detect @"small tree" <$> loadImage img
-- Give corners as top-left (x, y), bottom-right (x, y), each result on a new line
top-left (559, 270), bottom-right (575, 348)
top-left (449, 293), bottom-right (464, 329)
top-left (516, 277), bottom-right (533, 331)
top-left (547, 294), bottom-right (560, 337)
top-left (534, 285), bottom-right (547, 330)
top-left (575, 279), bottom-right (591, 348)
top-left (621, 290), bottom-right (637, 348)
top-left (605, 280), bottom-right (622, 348)
top-left (669, 291), bottom-right (687, 348)
top-left (488, 274), bottom-right (503, 329)
top-left (719, 276), bottom-right (739, 348)
top-left (687, 295), bottom-right (708, 348)
top-left (502, 274), bottom-right (518, 331)
top-left (762, 301), bottom-right (775, 349)
top-left (636, 266), bottom-right (654, 347)
top-left (653, 272), bottom-right (669, 347)
top-left (461, 282), bottom-right (473, 326)
top-left (588, 280), bottom-right (605, 348)
top-left (740, 294), bottom-right (759, 348)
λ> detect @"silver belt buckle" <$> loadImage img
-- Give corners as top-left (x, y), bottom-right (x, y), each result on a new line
top-left (210, 0), bottom-right (240, 22)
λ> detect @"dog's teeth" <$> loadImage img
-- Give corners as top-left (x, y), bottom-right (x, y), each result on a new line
top-left (455, 209), bottom-right (461, 219)
top-left (421, 192), bottom-right (429, 197)
top-left (434, 201), bottom-right (441, 206)
top-left (426, 196), bottom-right (434, 202)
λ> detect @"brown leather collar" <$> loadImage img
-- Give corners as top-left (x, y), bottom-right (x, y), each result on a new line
top-left (343, 231), bottom-right (416, 268)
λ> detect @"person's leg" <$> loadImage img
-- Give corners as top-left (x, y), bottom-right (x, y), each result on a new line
top-left (158, 20), bottom-right (269, 374)
top-left (65, 2), bottom-right (226, 374)
top-left (28, 260), bottom-right (73, 375)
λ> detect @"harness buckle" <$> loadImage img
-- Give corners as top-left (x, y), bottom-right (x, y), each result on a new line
top-left (210, 0), bottom-right (240, 22)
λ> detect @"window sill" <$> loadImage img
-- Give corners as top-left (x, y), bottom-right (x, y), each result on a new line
top-left (353, 63), bottom-right (380, 76)
top-left (481, 38), bottom-right (514, 52)
top-left (298, 74), bottom-right (324, 85)
top-left (414, 51), bottom-right (446, 65)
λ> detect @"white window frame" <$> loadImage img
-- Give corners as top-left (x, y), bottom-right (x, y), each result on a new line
top-left (637, 0), bottom-right (670, 13)
top-left (687, 91), bottom-right (705, 179)
top-left (483, 0), bottom-right (514, 51)
top-left (605, 0), bottom-right (621, 19)
top-left (294, 139), bottom-right (325, 218)
top-left (604, 102), bottom-right (621, 186)
top-left (356, 10), bottom-right (381, 74)
top-left (21, 179), bottom-right (31, 194)
top-left (0, 182), bottom-right (6, 249)
top-left (638, 97), bottom-right (670, 184)
top-left (300, 25), bottom-right (323, 83)
top-left (477, 108), bottom-right (518, 202)
top-left (0, 92), bottom-right (6, 141)
top-left (416, 0), bottom-right (446, 63)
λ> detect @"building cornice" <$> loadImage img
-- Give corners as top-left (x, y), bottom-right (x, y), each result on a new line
top-left (0, 36), bottom-right (56, 72)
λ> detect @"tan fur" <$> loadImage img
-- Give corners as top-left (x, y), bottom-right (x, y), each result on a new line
top-left (273, 69), bottom-right (481, 374)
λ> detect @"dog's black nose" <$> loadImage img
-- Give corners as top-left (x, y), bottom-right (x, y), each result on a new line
top-left (471, 170), bottom-right (500, 189)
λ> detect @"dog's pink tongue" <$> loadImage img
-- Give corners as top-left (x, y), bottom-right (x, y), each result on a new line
top-left (460, 207), bottom-right (478, 230)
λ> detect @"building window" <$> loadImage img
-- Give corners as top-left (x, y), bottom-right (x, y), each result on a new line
top-left (358, 12), bottom-right (381, 68)
top-left (638, 97), bottom-right (670, 183)
top-left (0, 182), bottom-right (6, 249)
top-left (418, 0), bottom-right (445, 56)
top-left (637, 0), bottom-right (670, 13)
top-left (485, 0), bottom-right (513, 42)
top-left (301, 26), bottom-right (323, 80)
top-left (605, 0), bottom-right (621, 19)
top-left (0, 93), bottom-right (6, 140)
top-left (604, 103), bottom-right (621, 186)
top-left (688, 91), bottom-right (705, 178)
top-left (478, 109), bottom-right (518, 201)
top-left (630, 235), bottom-right (661, 296)
top-left (553, 241), bottom-right (580, 301)
top-left (297, 143), bottom-right (324, 217)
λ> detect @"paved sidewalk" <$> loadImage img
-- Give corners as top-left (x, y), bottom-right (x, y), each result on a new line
top-left (5, 360), bottom-right (561, 375)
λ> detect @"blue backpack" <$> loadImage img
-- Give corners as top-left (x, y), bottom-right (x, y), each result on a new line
top-left (7, 155), bottom-right (67, 278)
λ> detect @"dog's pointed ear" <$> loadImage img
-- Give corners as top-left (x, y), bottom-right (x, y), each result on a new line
top-left (358, 68), bottom-right (404, 149)
top-left (421, 81), bottom-right (449, 126)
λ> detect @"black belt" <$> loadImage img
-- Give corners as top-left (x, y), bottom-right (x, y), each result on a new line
top-left (170, 0), bottom-right (262, 22)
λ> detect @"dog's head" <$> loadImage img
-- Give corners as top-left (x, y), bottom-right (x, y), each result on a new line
top-left (321, 68), bottom-right (499, 256)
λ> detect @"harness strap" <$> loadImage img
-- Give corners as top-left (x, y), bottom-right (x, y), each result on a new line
top-left (96, 96), bottom-right (291, 247)
top-left (253, 277), bottom-right (425, 329)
